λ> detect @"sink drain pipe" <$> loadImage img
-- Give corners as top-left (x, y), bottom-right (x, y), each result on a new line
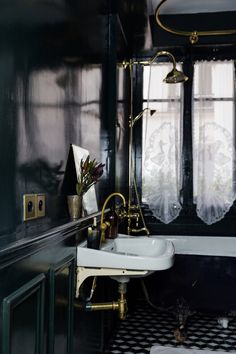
top-left (75, 282), bottom-right (128, 320)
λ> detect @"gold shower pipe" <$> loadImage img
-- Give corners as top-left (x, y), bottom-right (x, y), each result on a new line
top-left (156, 0), bottom-right (236, 44)
top-left (123, 50), bottom-right (176, 67)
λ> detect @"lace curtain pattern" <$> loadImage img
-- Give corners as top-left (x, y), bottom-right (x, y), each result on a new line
top-left (193, 61), bottom-right (236, 224)
top-left (142, 64), bottom-right (183, 223)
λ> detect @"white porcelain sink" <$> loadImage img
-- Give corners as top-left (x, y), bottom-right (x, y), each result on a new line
top-left (77, 234), bottom-right (174, 273)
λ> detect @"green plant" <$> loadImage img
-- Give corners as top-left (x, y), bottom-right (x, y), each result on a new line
top-left (76, 155), bottom-right (105, 197)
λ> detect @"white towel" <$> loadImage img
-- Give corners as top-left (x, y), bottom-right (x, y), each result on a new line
top-left (150, 347), bottom-right (236, 354)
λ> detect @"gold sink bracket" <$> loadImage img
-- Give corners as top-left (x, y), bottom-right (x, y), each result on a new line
top-left (75, 267), bottom-right (148, 320)
top-left (75, 266), bottom-right (148, 298)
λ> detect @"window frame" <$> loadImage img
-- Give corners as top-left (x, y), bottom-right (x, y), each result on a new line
top-left (133, 47), bottom-right (236, 236)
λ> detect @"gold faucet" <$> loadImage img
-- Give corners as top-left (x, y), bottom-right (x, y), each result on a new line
top-left (126, 204), bottom-right (150, 235)
top-left (100, 192), bottom-right (126, 244)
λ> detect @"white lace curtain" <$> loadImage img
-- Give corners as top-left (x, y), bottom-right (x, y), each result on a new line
top-left (193, 60), bottom-right (236, 224)
top-left (142, 64), bottom-right (183, 223)
top-left (142, 60), bottom-right (236, 225)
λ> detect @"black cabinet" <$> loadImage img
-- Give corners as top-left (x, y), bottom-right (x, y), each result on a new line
top-left (48, 255), bottom-right (75, 354)
top-left (0, 225), bottom-right (77, 354)
top-left (2, 273), bottom-right (46, 354)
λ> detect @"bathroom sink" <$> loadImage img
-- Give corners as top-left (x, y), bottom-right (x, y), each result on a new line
top-left (76, 234), bottom-right (174, 273)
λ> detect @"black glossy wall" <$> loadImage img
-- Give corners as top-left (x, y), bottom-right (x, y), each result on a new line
top-left (0, 0), bottom-right (131, 242)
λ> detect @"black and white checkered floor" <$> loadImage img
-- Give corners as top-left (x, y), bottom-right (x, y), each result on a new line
top-left (106, 302), bottom-right (236, 354)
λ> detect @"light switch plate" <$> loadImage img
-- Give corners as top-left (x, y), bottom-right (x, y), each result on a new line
top-left (36, 194), bottom-right (45, 218)
top-left (23, 194), bottom-right (36, 221)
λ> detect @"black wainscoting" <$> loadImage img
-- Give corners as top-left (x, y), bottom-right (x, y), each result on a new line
top-left (0, 216), bottom-right (109, 354)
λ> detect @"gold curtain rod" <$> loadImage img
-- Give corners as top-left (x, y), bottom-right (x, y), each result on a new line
top-left (155, 0), bottom-right (236, 44)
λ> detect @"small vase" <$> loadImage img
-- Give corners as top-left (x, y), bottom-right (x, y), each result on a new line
top-left (67, 195), bottom-right (82, 220)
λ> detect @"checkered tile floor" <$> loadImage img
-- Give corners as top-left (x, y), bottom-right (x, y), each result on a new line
top-left (105, 302), bottom-right (236, 353)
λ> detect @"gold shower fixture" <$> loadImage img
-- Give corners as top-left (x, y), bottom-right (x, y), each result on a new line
top-left (156, 0), bottom-right (236, 44)
top-left (122, 50), bottom-right (188, 83)
top-left (123, 50), bottom-right (188, 235)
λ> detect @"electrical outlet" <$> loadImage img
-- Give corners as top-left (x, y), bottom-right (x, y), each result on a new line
top-left (23, 194), bottom-right (36, 221)
top-left (36, 194), bottom-right (45, 218)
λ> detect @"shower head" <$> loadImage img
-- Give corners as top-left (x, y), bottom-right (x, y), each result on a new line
top-left (164, 67), bottom-right (189, 84)
top-left (122, 51), bottom-right (188, 83)
top-left (149, 50), bottom-right (189, 84)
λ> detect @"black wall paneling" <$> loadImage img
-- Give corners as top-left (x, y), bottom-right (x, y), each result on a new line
top-left (48, 255), bottom-right (75, 354)
top-left (0, 220), bottom-right (87, 270)
top-left (2, 274), bottom-right (45, 354)
top-left (0, 223), bottom-right (80, 354)
top-left (0, 210), bottom-right (114, 354)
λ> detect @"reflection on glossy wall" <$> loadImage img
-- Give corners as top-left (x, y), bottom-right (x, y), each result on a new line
top-left (16, 65), bottom-right (102, 225)
top-left (0, 4), bottom-right (116, 240)
top-left (116, 67), bottom-right (129, 195)
top-left (0, 50), bottom-right (16, 237)
top-left (0, 55), bottom-right (106, 239)
top-left (0, 0), bottom-right (131, 242)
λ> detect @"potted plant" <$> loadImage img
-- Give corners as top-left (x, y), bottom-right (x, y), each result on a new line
top-left (67, 155), bottom-right (104, 220)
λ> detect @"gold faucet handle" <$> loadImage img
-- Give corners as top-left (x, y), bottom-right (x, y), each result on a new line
top-left (100, 221), bottom-right (110, 243)
top-left (101, 221), bottom-right (110, 230)
top-left (129, 204), bottom-right (139, 211)
top-left (128, 212), bottom-right (140, 219)
top-left (116, 207), bottom-right (127, 219)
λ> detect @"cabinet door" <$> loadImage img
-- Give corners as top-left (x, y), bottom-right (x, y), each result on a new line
top-left (48, 255), bottom-right (75, 354)
top-left (2, 274), bottom-right (45, 354)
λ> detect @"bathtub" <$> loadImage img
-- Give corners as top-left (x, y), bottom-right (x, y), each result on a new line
top-left (120, 234), bottom-right (236, 258)
top-left (164, 235), bottom-right (236, 258)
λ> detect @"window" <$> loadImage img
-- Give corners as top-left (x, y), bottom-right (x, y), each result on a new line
top-left (141, 59), bottom-right (236, 226)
